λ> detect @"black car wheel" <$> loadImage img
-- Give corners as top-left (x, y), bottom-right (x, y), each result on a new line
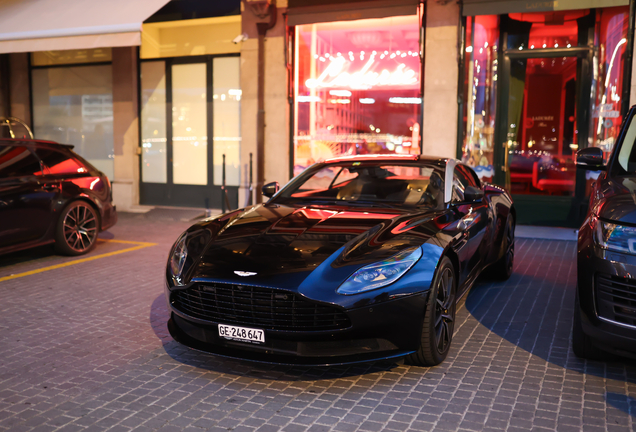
top-left (407, 256), bottom-right (456, 367)
top-left (55, 201), bottom-right (99, 256)
top-left (491, 216), bottom-right (515, 280)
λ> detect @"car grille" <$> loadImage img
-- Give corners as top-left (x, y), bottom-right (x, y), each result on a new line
top-left (595, 274), bottom-right (636, 327)
top-left (171, 283), bottom-right (351, 331)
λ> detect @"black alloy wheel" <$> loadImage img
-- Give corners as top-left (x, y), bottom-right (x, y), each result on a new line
top-left (55, 201), bottom-right (99, 256)
top-left (491, 216), bottom-right (515, 280)
top-left (406, 256), bottom-right (456, 366)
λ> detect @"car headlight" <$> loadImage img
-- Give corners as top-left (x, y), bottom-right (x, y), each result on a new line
top-left (337, 246), bottom-right (423, 295)
top-left (170, 233), bottom-right (188, 284)
top-left (593, 216), bottom-right (636, 254)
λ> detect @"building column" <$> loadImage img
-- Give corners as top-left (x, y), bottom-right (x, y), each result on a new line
top-left (422, 0), bottom-right (460, 159)
top-left (9, 53), bottom-right (31, 126)
top-left (111, 46), bottom-right (140, 212)
top-left (240, 0), bottom-right (289, 205)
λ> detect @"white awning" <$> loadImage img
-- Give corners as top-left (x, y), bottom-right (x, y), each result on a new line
top-left (0, 0), bottom-right (171, 54)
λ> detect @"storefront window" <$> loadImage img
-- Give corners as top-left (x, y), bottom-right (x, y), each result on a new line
top-left (140, 61), bottom-right (167, 184)
top-left (293, 15), bottom-right (422, 175)
top-left (212, 57), bottom-right (241, 187)
top-left (460, 15), bottom-right (499, 182)
top-left (506, 11), bottom-right (585, 50)
top-left (590, 6), bottom-right (630, 155)
top-left (32, 65), bottom-right (114, 179)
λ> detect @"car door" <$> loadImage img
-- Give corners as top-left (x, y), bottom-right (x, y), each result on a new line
top-left (0, 145), bottom-right (55, 247)
top-left (449, 165), bottom-right (489, 289)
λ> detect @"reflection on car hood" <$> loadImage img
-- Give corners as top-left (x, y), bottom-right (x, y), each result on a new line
top-left (187, 202), bottom-right (442, 286)
top-left (598, 176), bottom-right (636, 225)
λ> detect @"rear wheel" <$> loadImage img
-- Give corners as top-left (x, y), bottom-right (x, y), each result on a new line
top-left (55, 201), bottom-right (99, 256)
top-left (491, 216), bottom-right (515, 280)
top-left (406, 257), bottom-right (456, 367)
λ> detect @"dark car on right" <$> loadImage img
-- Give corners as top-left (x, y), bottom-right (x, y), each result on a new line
top-left (574, 106), bottom-right (636, 360)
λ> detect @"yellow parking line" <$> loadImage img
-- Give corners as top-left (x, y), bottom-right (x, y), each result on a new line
top-left (0, 239), bottom-right (157, 283)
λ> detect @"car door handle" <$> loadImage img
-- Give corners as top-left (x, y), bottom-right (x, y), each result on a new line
top-left (42, 184), bottom-right (59, 191)
top-left (458, 216), bottom-right (475, 230)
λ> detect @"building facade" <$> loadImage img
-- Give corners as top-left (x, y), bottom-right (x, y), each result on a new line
top-left (0, 0), bottom-right (633, 226)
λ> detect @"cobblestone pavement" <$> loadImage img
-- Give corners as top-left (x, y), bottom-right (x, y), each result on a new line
top-left (0, 212), bottom-right (634, 432)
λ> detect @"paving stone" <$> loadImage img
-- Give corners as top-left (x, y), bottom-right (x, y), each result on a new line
top-left (0, 219), bottom-right (634, 432)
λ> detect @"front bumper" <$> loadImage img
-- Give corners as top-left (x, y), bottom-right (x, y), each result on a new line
top-left (165, 284), bottom-right (428, 366)
top-left (101, 203), bottom-right (117, 231)
top-left (577, 234), bottom-right (636, 359)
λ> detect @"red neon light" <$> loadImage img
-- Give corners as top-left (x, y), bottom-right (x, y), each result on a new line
top-left (305, 56), bottom-right (419, 90)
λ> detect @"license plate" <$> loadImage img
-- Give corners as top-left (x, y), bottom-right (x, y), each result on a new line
top-left (218, 324), bottom-right (265, 344)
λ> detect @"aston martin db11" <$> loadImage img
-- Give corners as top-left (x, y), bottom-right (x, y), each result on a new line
top-left (165, 155), bottom-right (515, 366)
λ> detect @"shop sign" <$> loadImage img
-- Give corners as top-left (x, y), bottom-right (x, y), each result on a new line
top-left (305, 56), bottom-right (419, 90)
top-left (593, 104), bottom-right (620, 118)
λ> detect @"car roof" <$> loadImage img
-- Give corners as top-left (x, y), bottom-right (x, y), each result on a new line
top-left (323, 154), bottom-right (450, 165)
top-left (0, 138), bottom-right (74, 149)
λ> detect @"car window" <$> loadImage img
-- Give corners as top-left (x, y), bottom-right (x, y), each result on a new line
top-left (452, 167), bottom-right (472, 202)
top-left (0, 146), bottom-right (43, 178)
top-left (33, 148), bottom-right (86, 175)
top-left (459, 164), bottom-right (480, 188)
top-left (279, 163), bottom-right (445, 208)
top-left (617, 115), bottom-right (636, 173)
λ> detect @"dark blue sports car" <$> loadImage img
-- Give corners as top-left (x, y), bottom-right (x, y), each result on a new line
top-left (165, 155), bottom-right (515, 366)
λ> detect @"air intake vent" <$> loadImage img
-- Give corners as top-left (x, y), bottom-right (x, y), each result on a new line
top-left (596, 273), bottom-right (636, 327)
top-left (171, 283), bottom-right (351, 331)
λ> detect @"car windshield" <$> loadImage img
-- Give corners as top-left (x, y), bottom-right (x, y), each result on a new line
top-left (617, 114), bottom-right (636, 173)
top-left (277, 163), bottom-right (445, 208)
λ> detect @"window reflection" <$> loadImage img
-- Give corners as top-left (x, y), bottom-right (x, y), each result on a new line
top-left (32, 66), bottom-right (114, 179)
top-left (294, 15), bottom-right (422, 176)
top-left (461, 15), bottom-right (499, 183)
top-left (172, 63), bottom-right (208, 186)
top-left (141, 61), bottom-right (168, 184)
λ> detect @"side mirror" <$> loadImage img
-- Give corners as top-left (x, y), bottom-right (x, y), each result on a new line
top-left (262, 181), bottom-right (280, 198)
top-left (464, 186), bottom-right (484, 202)
top-left (576, 147), bottom-right (605, 170)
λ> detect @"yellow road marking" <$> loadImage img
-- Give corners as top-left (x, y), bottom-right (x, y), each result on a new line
top-left (0, 239), bottom-right (157, 283)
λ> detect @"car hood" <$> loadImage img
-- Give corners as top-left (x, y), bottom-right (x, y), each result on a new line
top-left (183, 202), bottom-right (444, 288)
top-left (597, 176), bottom-right (636, 225)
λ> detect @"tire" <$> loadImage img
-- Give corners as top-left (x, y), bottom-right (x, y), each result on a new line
top-left (571, 290), bottom-right (607, 360)
top-left (406, 256), bottom-right (456, 367)
top-left (490, 215), bottom-right (515, 280)
top-left (55, 201), bottom-right (99, 256)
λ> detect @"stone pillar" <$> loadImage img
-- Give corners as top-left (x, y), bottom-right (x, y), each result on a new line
top-left (240, 0), bottom-right (289, 205)
top-left (422, 0), bottom-right (460, 159)
top-left (9, 53), bottom-right (31, 126)
top-left (111, 47), bottom-right (140, 212)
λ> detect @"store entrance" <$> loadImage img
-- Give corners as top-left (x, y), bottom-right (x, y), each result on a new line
top-left (499, 52), bottom-right (586, 226)
top-left (139, 56), bottom-right (240, 209)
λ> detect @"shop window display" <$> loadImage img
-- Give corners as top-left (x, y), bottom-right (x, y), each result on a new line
top-left (590, 6), bottom-right (630, 155)
top-left (293, 15), bottom-right (422, 175)
top-left (32, 65), bottom-right (114, 179)
top-left (461, 15), bottom-right (499, 183)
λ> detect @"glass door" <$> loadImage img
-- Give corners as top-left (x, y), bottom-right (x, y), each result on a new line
top-left (505, 56), bottom-right (578, 196)
top-left (139, 56), bottom-right (240, 208)
top-left (498, 52), bottom-right (586, 226)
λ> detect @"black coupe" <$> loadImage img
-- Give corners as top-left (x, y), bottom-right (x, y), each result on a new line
top-left (0, 139), bottom-right (117, 256)
top-left (574, 106), bottom-right (636, 360)
top-left (165, 155), bottom-right (515, 366)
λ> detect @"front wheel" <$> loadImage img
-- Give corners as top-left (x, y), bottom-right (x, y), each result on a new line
top-left (406, 256), bottom-right (456, 367)
top-left (490, 215), bottom-right (515, 280)
top-left (55, 201), bottom-right (99, 256)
